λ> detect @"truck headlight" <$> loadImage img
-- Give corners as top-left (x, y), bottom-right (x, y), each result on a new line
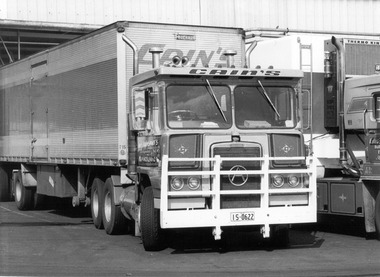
top-left (171, 177), bottom-right (184, 191)
top-left (170, 176), bottom-right (202, 191)
top-left (272, 175), bottom-right (284, 188)
top-left (288, 175), bottom-right (300, 187)
top-left (187, 177), bottom-right (201, 190)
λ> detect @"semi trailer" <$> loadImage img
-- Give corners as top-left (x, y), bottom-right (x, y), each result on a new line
top-left (0, 21), bottom-right (316, 250)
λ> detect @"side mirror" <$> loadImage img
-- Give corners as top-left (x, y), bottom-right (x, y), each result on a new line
top-left (132, 88), bottom-right (149, 130)
top-left (374, 94), bottom-right (380, 122)
top-left (301, 89), bottom-right (311, 130)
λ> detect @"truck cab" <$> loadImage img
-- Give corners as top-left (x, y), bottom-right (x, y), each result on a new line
top-left (127, 51), bottom-right (317, 250)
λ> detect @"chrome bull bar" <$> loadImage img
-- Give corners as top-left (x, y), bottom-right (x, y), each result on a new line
top-left (160, 155), bottom-right (317, 240)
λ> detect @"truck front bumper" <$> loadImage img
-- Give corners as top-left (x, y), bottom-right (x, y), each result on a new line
top-left (160, 155), bottom-right (317, 239)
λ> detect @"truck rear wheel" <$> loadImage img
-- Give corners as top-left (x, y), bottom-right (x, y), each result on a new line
top-left (141, 186), bottom-right (165, 251)
top-left (91, 178), bottom-right (104, 229)
top-left (33, 192), bottom-right (46, 210)
top-left (375, 191), bottom-right (380, 240)
top-left (14, 173), bottom-right (34, 210)
top-left (102, 178), bottom-right (127, 234)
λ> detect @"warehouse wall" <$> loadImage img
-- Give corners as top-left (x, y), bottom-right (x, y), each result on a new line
top-left (1, 0), bottom-right (380, 33)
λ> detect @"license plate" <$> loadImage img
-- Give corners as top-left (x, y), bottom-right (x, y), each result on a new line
top-left (230, 212), bottom-right (255, 222)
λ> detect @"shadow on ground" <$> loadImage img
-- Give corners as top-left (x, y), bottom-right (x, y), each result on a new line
top-left (166, 226), bottom-right (323, 254)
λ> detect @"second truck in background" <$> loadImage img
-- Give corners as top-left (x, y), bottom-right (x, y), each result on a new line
top-left (249, 33), bottom-right (380, 238)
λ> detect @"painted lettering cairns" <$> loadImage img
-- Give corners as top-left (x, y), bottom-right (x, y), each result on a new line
top-left (189, 68), bottom-right (281, 76)
top-left (139, 43), bottom-right (228, 67)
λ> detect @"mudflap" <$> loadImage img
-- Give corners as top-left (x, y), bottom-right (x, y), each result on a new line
top-left (361, 180), bottom-right (379, 234)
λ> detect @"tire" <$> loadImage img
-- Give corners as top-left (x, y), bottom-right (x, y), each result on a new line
top-left (91, 178), bottom-right (104, 229)
top-left (141, 186), bottom-right (165, 251)
top-left (375, 191), bottom-right (380, 240)
top-left (14, 173), bottom-right (34, 211)
top-left (102, 178), bottom-right (127, 234)
top-left (0, 167), bottom-right (10, 201)
top-left (33, 191), bottom-right (46, 210)
top-left (270, 225), bottom-right (290, 248)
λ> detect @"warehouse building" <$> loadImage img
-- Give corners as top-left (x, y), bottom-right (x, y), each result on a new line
top-left (1, 0), bottom-right (380, 65)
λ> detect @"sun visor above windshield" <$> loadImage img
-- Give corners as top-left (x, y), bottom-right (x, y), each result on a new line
top-left (154, 67), bottom-right (303, 79)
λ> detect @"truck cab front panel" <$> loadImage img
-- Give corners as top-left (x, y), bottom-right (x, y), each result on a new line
top-left (132, 68), bottom-right (316, 239)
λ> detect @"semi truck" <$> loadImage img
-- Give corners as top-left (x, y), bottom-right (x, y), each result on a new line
top-left (249, 34), bottom-right (380, 238)
top-left (0, 21), bottom-right (316, 250)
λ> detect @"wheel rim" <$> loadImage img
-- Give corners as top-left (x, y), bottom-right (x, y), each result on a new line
top-left (104, 191), bottom-right (112, 222)
top-left (15, 181), bottom-right (22, 202)
top-left (92, 189), bottom-right (99, 218)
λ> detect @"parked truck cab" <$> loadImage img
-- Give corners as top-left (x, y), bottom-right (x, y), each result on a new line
top-left (121, 48), bottom-right (316, 250)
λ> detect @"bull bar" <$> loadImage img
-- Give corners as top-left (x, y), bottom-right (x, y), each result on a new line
top-left (160, 155), bottom-right (317, 240)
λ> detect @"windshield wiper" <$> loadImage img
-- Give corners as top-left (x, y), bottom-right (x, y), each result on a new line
top-left (205, 79), bottom-right (227, 122)
top-left (257, 80), bottom-right (281, 119)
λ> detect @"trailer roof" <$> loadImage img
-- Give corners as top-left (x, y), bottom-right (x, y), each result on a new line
top-left (345, 74), bottom-right (380, 90)
top-left (0, 20), bottom-right (244, 69)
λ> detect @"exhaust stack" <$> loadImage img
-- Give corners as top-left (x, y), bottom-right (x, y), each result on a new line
top-left (331, 36), bottom-right (348, 166)
top-left (223, 50), bottom-right (237, 68)
top-left (122, 34), bottom-right (139, 75)
top-left (149, 47), bottom-right (163, 68)
top-left (331, 36), bottom-right (360, 177)
top-left (245, 41), bottom-right (258, 68)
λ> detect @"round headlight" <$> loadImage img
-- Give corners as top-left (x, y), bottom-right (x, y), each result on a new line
top-left (171, 177), bottom-right (184, 191)
top-left (272, 175), bottom-right (284, 188)
top-left (288, 175), bottom-right (300, 187)
top-left (187, 177), bottom-right (200, 190)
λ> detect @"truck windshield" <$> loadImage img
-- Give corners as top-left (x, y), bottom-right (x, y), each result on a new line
top-left (166, 84), bottom-right (296, 129)
top-left (167, 85), bottom-right (232, 128)
top-left (235, 86), bottom-right (296, 129)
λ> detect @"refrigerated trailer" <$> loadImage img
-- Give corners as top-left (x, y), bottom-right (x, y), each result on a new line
top-left (0, 21), bottom-right (316, 250)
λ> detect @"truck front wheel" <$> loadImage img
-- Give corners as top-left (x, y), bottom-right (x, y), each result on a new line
top-left (270, 225), bottom-right (290, 248)
top-left (102, 178), bottom-right (127, 234)
top-left (141, 186), bottom-right (165, 251)
top-left (14, 173), bottom-right (34, 210)
top-left (375, 191), bottom-right (380, 240)
top-left (91, 178), bottom-right (104, 229)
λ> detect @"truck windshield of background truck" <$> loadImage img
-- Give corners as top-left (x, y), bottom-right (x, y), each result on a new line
top-left (167, 85), bottom-right (232, 129)
top-left (235, 86), bottom-right (296, 129)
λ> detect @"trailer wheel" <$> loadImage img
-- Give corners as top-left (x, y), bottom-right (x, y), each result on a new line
top-left (14, 173), bottom-right (34, 210)
top-left (0, 167), bottom-right (11, 201)
top-left (375, 191), bottom-right (380, 240)
top-left (91, 178), bottom-right (104, 229)
top-left (102, 178), bottom-right (127, 234)
top-left (141, 186), bottom-right (165, 251)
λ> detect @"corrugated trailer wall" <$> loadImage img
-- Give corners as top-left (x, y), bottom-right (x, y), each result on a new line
top-left (345, 40), bottom-right (380, 76)
top-left (0, 24), bottom-right (119, 165)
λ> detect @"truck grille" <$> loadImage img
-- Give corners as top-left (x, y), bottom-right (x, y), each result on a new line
top-left (213, 145), bottom-right (261, 209)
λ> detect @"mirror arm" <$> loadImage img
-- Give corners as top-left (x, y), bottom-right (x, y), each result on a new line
top-left (363, 109), bottom-right (369, 136)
